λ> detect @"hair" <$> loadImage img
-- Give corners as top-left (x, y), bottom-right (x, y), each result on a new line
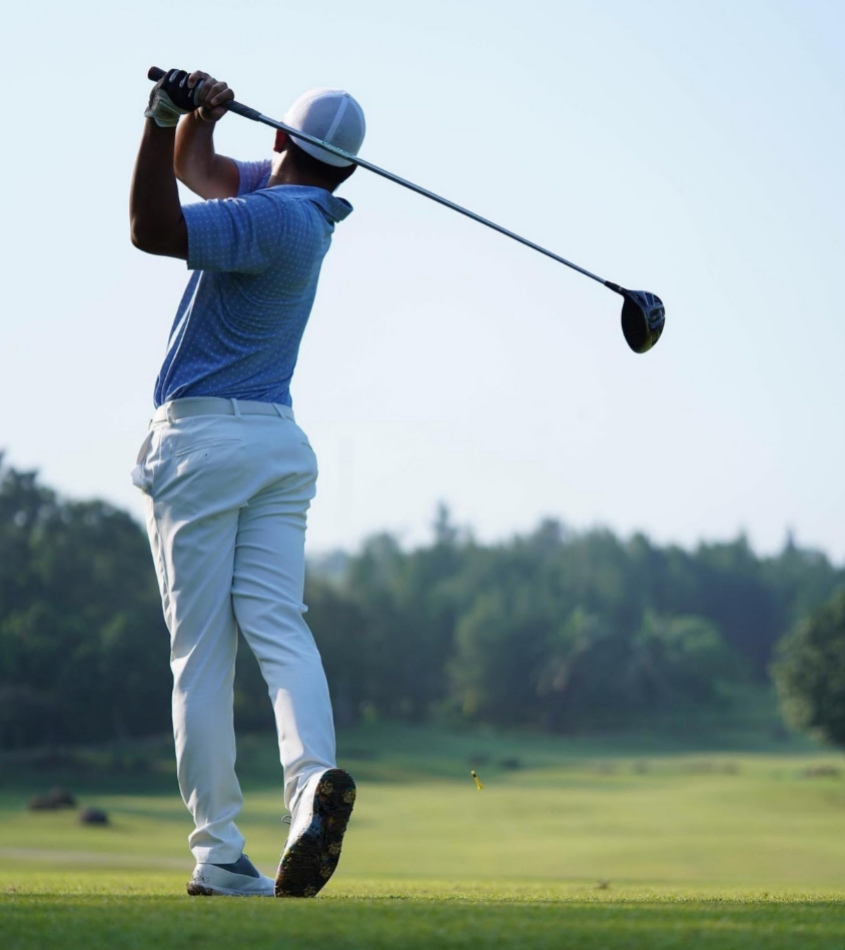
top-left (287, 140), bottom-right (356, 191)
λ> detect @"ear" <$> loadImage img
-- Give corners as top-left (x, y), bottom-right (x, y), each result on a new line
top-left (336, 163), bottom-right (356, 185)
top-left (273, 130), bottom-right (288, 153)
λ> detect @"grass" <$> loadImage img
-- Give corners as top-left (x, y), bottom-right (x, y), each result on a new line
top-left (1, 722), bottom-right (845, 948)
top-left (3, 878), bottom-right (845, 950)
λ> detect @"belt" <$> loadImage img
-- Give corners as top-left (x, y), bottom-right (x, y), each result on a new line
top-left (152, 397), bottom-right (295, 424)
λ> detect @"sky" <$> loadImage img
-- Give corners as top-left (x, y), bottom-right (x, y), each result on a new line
top-left (2, 0), bottom-right (843, 560)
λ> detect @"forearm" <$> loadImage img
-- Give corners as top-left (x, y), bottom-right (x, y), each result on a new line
top-left (175, 111), bottom-right (239, 199)
top-left (130, 119), bottom-right (187, 257)
top-left (175, 112), bottom-right (216, 189)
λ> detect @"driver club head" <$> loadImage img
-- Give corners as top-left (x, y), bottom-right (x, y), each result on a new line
top-left (620, 289), bottom-right (665, 354)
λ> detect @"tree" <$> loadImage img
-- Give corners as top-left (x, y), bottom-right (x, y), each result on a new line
top-left (535, 608), bottom-right (626, 732)
top-left (773, 586), bottom-right (845, 748)
top-left (3, 451), bottom-right (844, 749)
top-left (306, 578), bottom-right (368, 727)
top-left (0, 458), bottom-right (171, 748)
top-left (626, 612), bottom-right (741, 709)
top-left (449, 586), bottom-right (553, 725)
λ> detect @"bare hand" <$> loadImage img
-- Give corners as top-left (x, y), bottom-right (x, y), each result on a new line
top-left (187, 71), bottom-right (235, 122)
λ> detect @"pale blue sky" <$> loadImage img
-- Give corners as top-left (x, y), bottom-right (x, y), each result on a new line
top-left (2, 0), bottom-right (843, 558)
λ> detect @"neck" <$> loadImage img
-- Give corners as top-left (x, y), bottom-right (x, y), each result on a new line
top-left (267, 153), bottom-right (331, 191)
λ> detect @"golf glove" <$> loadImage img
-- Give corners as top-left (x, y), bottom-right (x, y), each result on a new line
top-left (145, 69), bottom-right (201, 128)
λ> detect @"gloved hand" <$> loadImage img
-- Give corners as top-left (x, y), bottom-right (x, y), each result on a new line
top-left (145, 68), bottom-right (201, 128)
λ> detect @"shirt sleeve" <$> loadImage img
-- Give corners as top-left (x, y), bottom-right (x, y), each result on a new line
top-left (183, 192), bottom-right (290, 274)
top-left (235, 159), bottom-right (272, 196)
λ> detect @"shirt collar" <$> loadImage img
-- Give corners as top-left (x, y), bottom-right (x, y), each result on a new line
top-left (268, 184), bottom-right (353, 222)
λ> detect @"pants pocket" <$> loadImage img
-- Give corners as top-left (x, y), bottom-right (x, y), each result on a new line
top-left (170, 438), bottom-right (243, 461)
top-left (130, 430), bottom-right (155, 494)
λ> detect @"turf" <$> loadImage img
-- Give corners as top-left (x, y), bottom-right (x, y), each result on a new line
top-left (1, 724), bottom-right (844, 948)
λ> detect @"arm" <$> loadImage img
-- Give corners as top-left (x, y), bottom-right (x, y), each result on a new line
top-left (130, 120), bottom-right (187, 259)
top-left (175, 111), bottom-right (239, 200)
top-left (129, 69), bottom-right (234, 258)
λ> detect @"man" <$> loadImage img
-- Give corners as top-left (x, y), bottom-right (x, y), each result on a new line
top-left (129, 68), bottom-right (364, 898)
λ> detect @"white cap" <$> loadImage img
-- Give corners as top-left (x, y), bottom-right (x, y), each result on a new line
top-left (283, 88), bottom-right (366, 168)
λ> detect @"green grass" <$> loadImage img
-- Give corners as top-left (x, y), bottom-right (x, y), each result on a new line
top-left (2, 723), bottom-right (845, 948)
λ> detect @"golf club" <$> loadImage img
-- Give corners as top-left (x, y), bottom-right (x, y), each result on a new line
top-left (148, 66), bottom-right (665, 353)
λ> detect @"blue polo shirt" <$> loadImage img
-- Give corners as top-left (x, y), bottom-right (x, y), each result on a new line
top-left (153, 159), bottom-right (352, 408)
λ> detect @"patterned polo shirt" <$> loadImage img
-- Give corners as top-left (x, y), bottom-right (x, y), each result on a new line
top-left (153, 159), bottom-right (352, 408)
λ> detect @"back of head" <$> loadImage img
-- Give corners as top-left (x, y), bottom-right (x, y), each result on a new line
top-left (285, 140), bottom-right (354, 191)
top-left (283, 88), bottom-right (366, 170)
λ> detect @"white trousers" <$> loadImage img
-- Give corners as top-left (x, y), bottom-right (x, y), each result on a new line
top-left (133, 399), bottom-right (336, 863)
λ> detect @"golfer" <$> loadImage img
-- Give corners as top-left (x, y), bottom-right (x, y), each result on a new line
top-left (129, 68), bottom-right (363, 898)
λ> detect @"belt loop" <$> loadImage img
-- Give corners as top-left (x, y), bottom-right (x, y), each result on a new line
top-left (231, 398), bottom-right (242, 418)
top-left (273, 404), bottom-right (286, 419)
top-left (166, 402), bottom-right (175, 424)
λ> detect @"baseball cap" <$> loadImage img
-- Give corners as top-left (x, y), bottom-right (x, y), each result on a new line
top-left (283, 89), bottom-right (366, 168)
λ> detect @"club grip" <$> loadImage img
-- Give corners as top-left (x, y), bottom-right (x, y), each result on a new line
top-left (145, 67), bottom-right (262, 121)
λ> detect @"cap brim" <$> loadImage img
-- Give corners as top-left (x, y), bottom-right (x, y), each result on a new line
top-left (293, 136), bottom-right (355, 167)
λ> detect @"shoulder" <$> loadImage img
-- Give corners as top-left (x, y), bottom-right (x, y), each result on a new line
top-left (235, 159), bottom-right (273, 196)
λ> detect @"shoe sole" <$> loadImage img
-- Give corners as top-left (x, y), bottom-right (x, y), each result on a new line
top-left (186, 879), bottom-right (274, 897)
top-left (185, 883), bottom-right (273, 897)
top-left (186, 882), bottom-right (216, 896)
top-left (275, 769), bottom-right (356, 898)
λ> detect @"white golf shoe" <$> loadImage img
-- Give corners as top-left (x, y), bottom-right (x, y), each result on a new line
top-left (186, 854), bottom-right (274, 897)
top-left (275, 768), bottom-right (356, 898)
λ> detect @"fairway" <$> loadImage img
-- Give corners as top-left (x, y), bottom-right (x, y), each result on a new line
top-left (2, 725), bottom-right (845, 948)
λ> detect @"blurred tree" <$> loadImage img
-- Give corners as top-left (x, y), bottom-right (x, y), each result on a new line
top-left (2, 451), bottom-right (843, 749)
top-left (450, 585), bottom-right (552, 725)
top-left (773, 586), bottom-right (845, 749)
top-left (762, 533), bottom-right (842, 645)
top-left (683, 536), bottom-right (778, 677)
top-left (0, 458), bottom-right (171, 748)
top-left (306, 577), bottom-right (368, 727)
top-left (627, 612), bottom-right (742, 708)
top-left (344, 533), bottom-right (408, 717)
top-left (536, 608), bottom-right (625, 732)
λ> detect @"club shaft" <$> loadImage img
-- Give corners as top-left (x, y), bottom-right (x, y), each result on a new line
top-left (251, 109), bottom-right (608, 286)
top-left (148, 68), bottom-right (612, 288)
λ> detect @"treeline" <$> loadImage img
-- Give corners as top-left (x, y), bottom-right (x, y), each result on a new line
top-left (287, 511), bottom-right (844, 733)
top-left (0, 459), bottom-right (170, 749)
top-left (1, 457), bottom-right (843, 749)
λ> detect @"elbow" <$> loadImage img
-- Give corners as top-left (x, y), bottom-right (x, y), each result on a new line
top-left (130, 217), bottom-right (155, 253)
top-left (130, 217), bottom-right (187, 258)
